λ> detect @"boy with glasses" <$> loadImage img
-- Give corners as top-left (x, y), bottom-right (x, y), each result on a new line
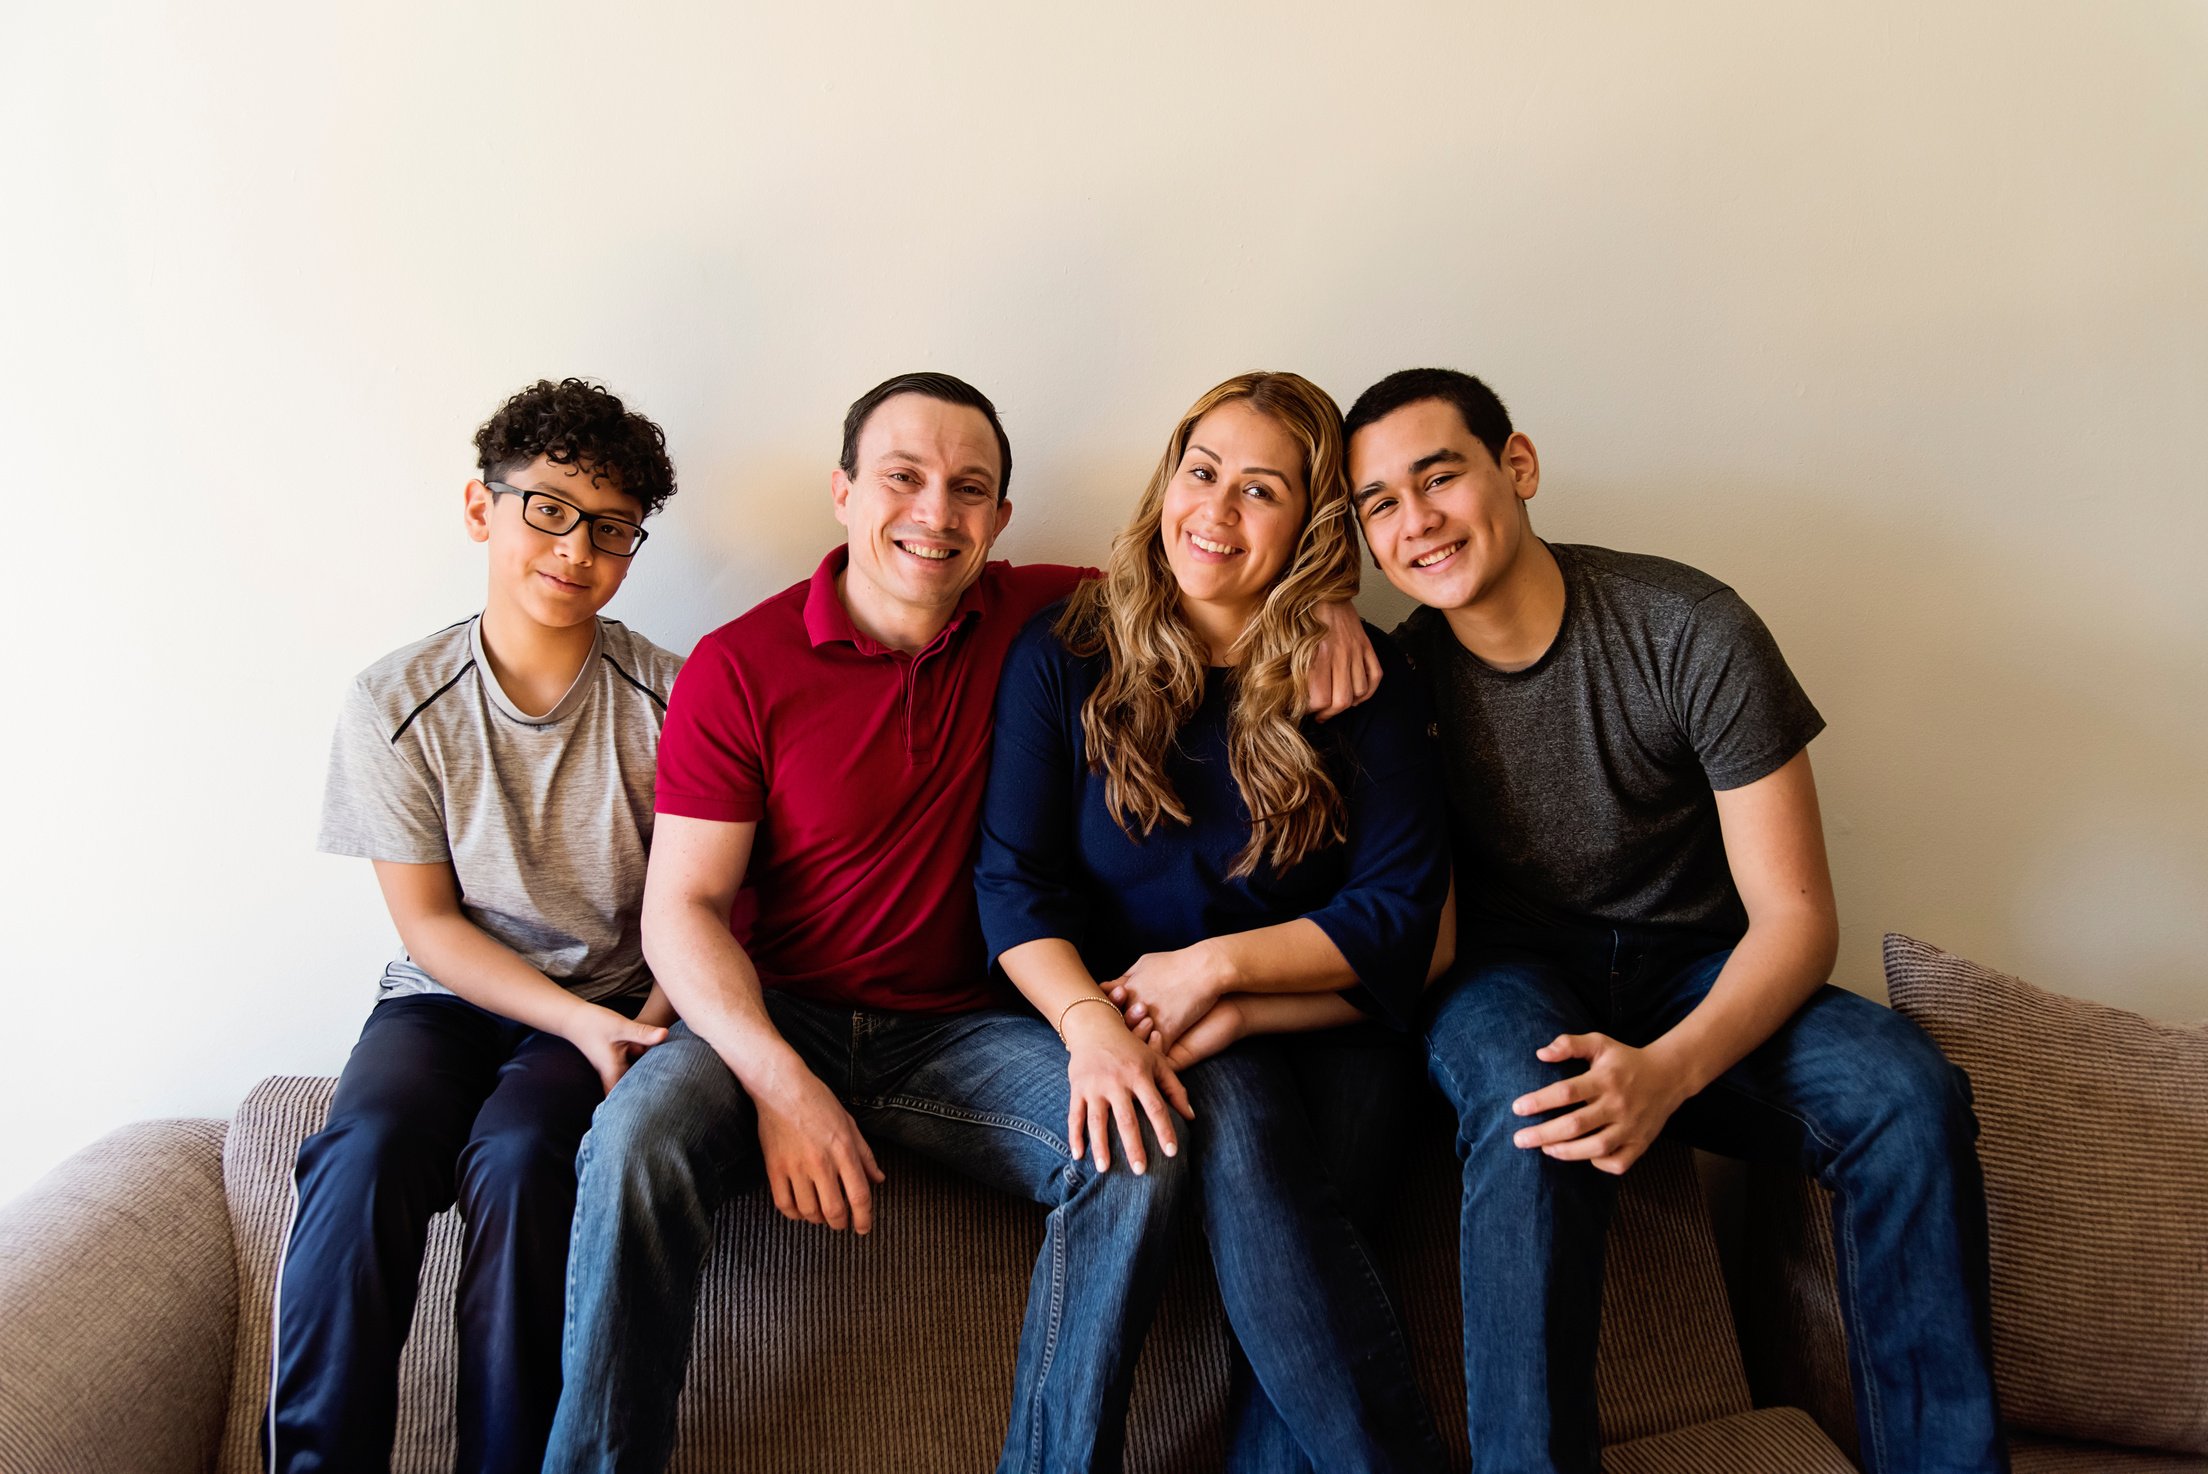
top-left (267, 378), bottom-right (684, 1474)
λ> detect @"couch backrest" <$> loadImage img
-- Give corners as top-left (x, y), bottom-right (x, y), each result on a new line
top-left (219, 1075), bottom-right (1750, 1473)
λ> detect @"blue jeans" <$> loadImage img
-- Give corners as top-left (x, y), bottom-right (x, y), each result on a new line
top-left (542, 992), bottom-right (1189, 1474)
top-left (1426, 920), bottom-right (2007, 1474)
top-left (1184, 1027), bottom-right (1445, 1474)
top-left (268, 991), bottom-right (621, 1474)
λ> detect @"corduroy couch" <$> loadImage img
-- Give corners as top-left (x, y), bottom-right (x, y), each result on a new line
top-left (2, 934), bottom-right (2200, 1473)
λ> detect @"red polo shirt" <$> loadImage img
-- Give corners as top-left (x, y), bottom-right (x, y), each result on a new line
top-left (656, 547), bottom-right (1090, 1014)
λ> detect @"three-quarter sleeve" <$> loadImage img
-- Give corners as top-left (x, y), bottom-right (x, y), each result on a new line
top-left (974, 612), bottom-right (1092, 965)
top-left (1297, 633), bottom-right (1450, 1028)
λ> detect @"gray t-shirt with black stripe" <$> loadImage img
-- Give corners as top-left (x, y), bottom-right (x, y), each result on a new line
top-left (318, 615), bottom-right (684, 1003)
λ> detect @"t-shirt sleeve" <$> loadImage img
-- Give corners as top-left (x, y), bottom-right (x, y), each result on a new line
top-left (974, 618), bottom-right (1090, 964)
top-left (1297, 634), bottom-right (1451, 1029)
top-left (1671, 589), bottom-right (1827, 791)
top-left (317, 681), bottom-right (449, 864)
top-left (654, 636), bottom-right (766, 822)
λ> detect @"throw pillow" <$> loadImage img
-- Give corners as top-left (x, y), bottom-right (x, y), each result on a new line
top-left (1883, 933), bottom-right (2206, 1454)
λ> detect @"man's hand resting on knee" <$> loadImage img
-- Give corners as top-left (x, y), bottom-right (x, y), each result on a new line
top-left (753, 1053), bottom-right (885, 1234)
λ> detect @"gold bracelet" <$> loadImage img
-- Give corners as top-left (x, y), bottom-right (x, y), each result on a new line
top-left (1056, 994), bottom-right (1118, 1040)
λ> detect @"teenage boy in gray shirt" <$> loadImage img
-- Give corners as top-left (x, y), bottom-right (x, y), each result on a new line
top-left (1346, 368), bottom-right (2005, 1474)
top-left (267, 379), bottom-right (683, 1474)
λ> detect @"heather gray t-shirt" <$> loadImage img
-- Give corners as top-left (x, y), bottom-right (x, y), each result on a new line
top-left (318, 615), bottom-right (683, 1003)
top-left (1395, 543), bottom-right (1824, 943)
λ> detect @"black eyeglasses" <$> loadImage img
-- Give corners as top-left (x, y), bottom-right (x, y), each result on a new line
top-left (486, 483), bottom-right (650, 557)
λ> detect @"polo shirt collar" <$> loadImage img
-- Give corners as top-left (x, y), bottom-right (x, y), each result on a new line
top-left (802, 545), bottom-right (993, 655)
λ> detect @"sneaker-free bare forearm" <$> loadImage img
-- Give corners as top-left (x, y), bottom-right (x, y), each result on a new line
top-left (1641, 751), bottom-right (1838, 1094)
top-left (643, 813), bottom-right (885, 1229)
top-left (371, 859), bottom-right (669, 1093)
top-left (1507, 751), bottom-right (1837, 1175)
top-left (996, 936), bottom-right (1115, 1034)
top-left (639, 814), bottom-right (812, 1099)
top-left (1109, 918), bottom-right (1357, 1046)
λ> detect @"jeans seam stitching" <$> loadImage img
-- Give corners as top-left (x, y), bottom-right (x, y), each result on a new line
top-left (1839, 1192), bottom-right (1888, 1473)
top-left (862, 1092), bottom-right (1074, 1156)
top-left (1026, 1201), bottom-right (1068, 1474)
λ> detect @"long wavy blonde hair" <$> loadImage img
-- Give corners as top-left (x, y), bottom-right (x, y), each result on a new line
top-left (1056, 371), bottom-right (1360, 879)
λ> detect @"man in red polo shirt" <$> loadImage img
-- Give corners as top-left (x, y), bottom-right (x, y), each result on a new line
top-left (544, 373), bottom-right (1379, 1474)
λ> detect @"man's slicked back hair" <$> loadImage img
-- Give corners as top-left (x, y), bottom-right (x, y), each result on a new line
top-left (839, 372), bottom-right (1013, 500)
top-left (1344, 368), bottom-right (1514, 464)
top-left (473, 377), bottom-right (677, 517)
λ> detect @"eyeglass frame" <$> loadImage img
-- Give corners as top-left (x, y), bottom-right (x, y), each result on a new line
top-left (484, 481), bottom-right (651, 558)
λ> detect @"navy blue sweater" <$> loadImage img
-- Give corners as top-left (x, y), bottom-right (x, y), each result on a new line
top-left (975, 604), bottom-right (1449, 1028)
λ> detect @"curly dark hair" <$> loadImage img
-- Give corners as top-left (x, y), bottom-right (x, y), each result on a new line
top-left (473, 378), bottom-right (677, 518)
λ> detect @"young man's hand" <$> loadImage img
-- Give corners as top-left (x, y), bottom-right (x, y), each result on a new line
top-left (1508, 1033), bottom-right (1696, 1176)
top-left (1106, 941), bottom-right (1230, 1051)
top-left (754, 1062), bottom-right (886, 1234)
top-left (1156, 996), bottom-right (1245, 1070)
top-left (1062, 1003), bottom-right (1194, 1175)
top-left (566, 1003), bottom-right (671, 1097)
top-left (1307, 600), bottom-right (1382, 721)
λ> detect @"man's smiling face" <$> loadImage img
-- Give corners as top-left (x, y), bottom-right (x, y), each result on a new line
top-left (832, 392), bottom-right (1012, 631)
top-left (1351, 397), bottom-right (1539, 614)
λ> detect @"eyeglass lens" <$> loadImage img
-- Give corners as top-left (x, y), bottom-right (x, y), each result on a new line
top-left (519, 494), bottom-right (644, 555)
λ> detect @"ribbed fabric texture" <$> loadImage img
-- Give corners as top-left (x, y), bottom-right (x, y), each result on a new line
top-left (1602, 1406), bottom-right (1858, 1472)
top-left (1885, 933), bottom-right (2208, 1455)
top-left (214, 1076), bottom-right (1804, 1471)
top-left (2008, 1434), bottom-right (2208, 1473)
top-left (0, 1118), bottom-right (235, 1474)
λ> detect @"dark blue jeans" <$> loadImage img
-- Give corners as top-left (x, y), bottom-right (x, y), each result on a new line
top-left (543, 993), bottom-right (1190, 1474)
top-left (1184, 1026), bottom-right (1445, 1474)
top-left (267, 990), bottom-right (621, 1474)
top-left (1425, 921), bottom-right (2006, 1474)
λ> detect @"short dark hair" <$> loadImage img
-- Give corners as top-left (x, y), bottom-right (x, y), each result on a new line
top-left (1343, 368), bottom-right (1514, 464)
top-left (838, 372), bottom-right (1013, 500)
top-left (473, 378), bottom-right (677, 518)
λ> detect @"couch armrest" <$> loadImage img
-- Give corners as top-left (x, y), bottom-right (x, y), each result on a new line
top-left (1736, 1164), bottom-right (1860, 1464)
top-left (0, 1118), bottom-right (238, 1474)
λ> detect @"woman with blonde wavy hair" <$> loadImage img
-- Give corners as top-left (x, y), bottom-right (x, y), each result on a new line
top-left (977, 371), bottom-right (1452, 1472)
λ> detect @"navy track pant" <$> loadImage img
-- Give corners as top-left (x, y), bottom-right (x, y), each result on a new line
top-left (265, 990), bottom-right (622, 1474)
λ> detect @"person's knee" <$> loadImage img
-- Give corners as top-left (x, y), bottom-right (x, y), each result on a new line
top-left (1427, 1025), bottom-right (1564, 1147)
top-left (575, 1069), bottom-right (718, 1207)
top-left (1822, 1013), bottom-right (1979, 1182)
top-left (457, 1122), bottom-right (576, 1218)
top-left (1071, 1115), bottom-right (1194, 1220)
top-left (1881, 1019), bottom-right (1977, 1143)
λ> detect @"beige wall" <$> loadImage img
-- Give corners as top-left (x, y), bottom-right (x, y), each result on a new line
top-left (3, 1), bottom-right (2202, 1200)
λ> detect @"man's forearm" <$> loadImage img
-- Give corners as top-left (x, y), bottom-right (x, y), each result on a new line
top-left (643, 899), bottom-right (805, 1093)
top-left (1227, 990), bottom-right (1364, 1038)
top-left (1645, 910), bottom-right (1837, 1095)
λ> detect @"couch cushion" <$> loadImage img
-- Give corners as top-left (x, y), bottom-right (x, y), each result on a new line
top-left (1885, 934), bottom-right (2208, 1455)
top-left (1602, 1406), bottom-right (1856, 1473)
top-left (219, 1075), bottom-right (1756, 1471)
top-left (0, 1118), bottom-right (235, 1474)
top-left (2009, 1433), bottom-right (2208, 1473)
